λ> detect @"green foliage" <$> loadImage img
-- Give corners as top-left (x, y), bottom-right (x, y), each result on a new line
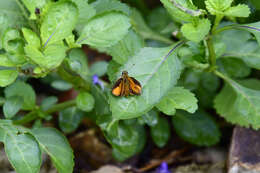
top-left (151, 116), bottom-right (170, 147)
top-left (156, 87), bottom-right (198, 115)
top-left (76, 92), bottom-right (95, 112)
top-left (109, 44), bottom-right (182, 119)
top-left (1, 0), bottom-right (260, 170)
top-left (59, 107), bottom-right (84, 133)
top-left (172, 110), bottom-right (221, 146)
top-left (214, 74), bottom-right (260, 129)
top-left (181, 18), bottom-right (211, 42)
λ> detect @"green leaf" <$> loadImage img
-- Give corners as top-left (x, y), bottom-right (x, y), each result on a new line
top-left (107, 60), bottom-right (121, 82)
top-left (68, 48), bottom-right (89, 77)
top-left (5, 134), bottom-right (41, 173)
top-left (217, 58), bottom-right (251, 78)
top-left (214, 73), bottom-right (260, 129)
top-left (181, 18), bottom-right (211, 42)
top-left (0, 0), bottom-right (27, 49)
top-left (92, 0), bottom-right (130, 16)
top-left (22, 28), bottom-right (41, 48)
top-left (40, 2), bottom-right (78, 46)
top-left (31, 127), bottom-right (74, 173)
top-left (0, 69), bottom-right (18, 87)
top-left (0, 120), bottom-right (19, 142)
top-left (25, 44), bottom-right (66, 69)
top-left (40, 96), bottom-right (58, 111)
top-left (156, 87), bottom-right (198, 115)
top-left (105, 121), bottom-right (146, 160)
top-left (205, 0), bottom-right (233, 15)
top-left (2, 28), bottom-right (25, 55)
top-left (59, 107), bottom-right (84, 133)
top-left (130, 9), bottom-right (173, 44)
top-left (151, 116), bottom-right (170, 147)
top-left (109, 43), bottom-right (183, 119)
top-left (160, 0), bottom-right (199, 22)
top-left (90, 61), bottom-right (108, 76)
top-left (138, 110), bottom-right (159, 127)
top-left (106, 30), bottom-right (144, 65)
top-left (90, 85), bottom-right (110, 116)
top-left (237, 22), bottom-right (260, 47)
top-left (72, 0), bottom-right (96, 32)
top-left (172, 110), bottom-right (221, 146)
top-left (0, 54), bottom-right (16, 67)
top-left (3, 96), bottom-right (23, 118)
top-left (224, 4), bottom-right (250, 17)
top-left (77, 12), bottom-right (131, 48)
top-left (4, 81), bottom-right (36, 110)
top-left (51, 80), bottom-right (73, 91)
top-left (21, 0), bottom-right (46, 19)
top-left (76, 92), bottom-right (95, 112)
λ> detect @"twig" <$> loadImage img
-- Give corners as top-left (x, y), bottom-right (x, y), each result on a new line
top-left (138, 147), bottom-right (189, 172)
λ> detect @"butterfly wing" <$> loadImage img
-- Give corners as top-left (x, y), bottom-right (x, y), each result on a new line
top-left (129, 77), bottom-right (142, 95)
top-left (112, 78), bottom-right (123, 96)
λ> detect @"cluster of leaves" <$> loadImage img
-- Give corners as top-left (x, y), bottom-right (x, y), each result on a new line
top-left (0, 0), bottom-right (260, 172)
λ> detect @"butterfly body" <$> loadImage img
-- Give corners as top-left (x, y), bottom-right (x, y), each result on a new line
top-left (112, 71), bottom-right (142, 97)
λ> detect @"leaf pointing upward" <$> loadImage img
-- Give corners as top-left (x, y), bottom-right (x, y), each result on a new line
top-left (109, 42), bottom-right (184, 119)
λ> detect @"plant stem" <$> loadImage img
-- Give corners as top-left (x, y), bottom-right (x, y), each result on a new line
top-left (13, 100), bottom-right (77, 125)
top-left (213, 25), bottom-right (236, 35)
top-left (212, 15), bottom-right (224, 33)
top-left (206, 36), bottom-right (217, 70)
top-left (45, 100), bottom-right (76, 114)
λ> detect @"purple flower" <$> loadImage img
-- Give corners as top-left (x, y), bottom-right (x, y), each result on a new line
top-left (92, 74), bottom-right (104, 90)
top-left (157, 162), bottom-right (170, 173)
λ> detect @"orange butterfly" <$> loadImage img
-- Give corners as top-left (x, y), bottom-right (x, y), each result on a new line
top-left (112, 71), bottom-right (142, 97)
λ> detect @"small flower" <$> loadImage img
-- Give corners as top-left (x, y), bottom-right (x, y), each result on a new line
top-left (92, 74), bottom-right (104, 90)
top-left (157, 162), bottom-right (171, 173)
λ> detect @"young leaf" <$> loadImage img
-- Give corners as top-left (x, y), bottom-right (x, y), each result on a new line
top-left (59, 107), bottom-right (84, 133)
top-left (205, 0), bottom-right (233, 15)
top-left (5, 134), bottom-right (41, 173)
top-left (181, 18), bottom-right (211, 42)
top-left (0, 55), bottom-right (16, 67)
top-left (4, 81), bottom-right (36, 110)
top-left (90, 61), bottom-right (108, 77)
top-left (138, 110), bottom-right (159, 127)
top-left (2, 29), bottom-right (25, 55)
top-left (109, 43), bottom-right (183, 119)
top-left (0, 0), bottom-right (27, 49)
top-left (160, 0), bottom-right (199, 23)
top-left (92, 0), bottom-right (130, 16)
top-left (77, 12), bottom-right (131, 48)
top-left (71, 0), bottom-right (96, 32)
top-left (31, 127), bottom-right (74, 173)
top-left (106, 30), bottom-right (144, 65)
top-left (51, 80), bottom-right (73, 91)
top-left (214, 73), bottom-right (260, 129)
top-left (68, 48), bottom-right (89, 78)
top-left (0, 69), bottom-right (18, 87)
top-left (76, 92), bottom-right (95, 112)
top-left (21, 0), bottom-right (46, 19)
top-left (172, 110), bottom-right (221, 146)
top-left (22, 28), bottom-right (41, 48)
top-left (130, 9), bottom-right (173, 44)
top-left (40, 2), bottom-right (78, 46)
top-left (151, 116), bottom-right (170, 148)
top-left (224, 4), bottom-right (250, 17)
top-left (25, 44), bottom-right (66, 69)
top-left (40, 96), bottom-right (58, 111)
top-left (3, 96), bottom-right (23, 119)
top-left (156, 87), bottom-right (198, 116)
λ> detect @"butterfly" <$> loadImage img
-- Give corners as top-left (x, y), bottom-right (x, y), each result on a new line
top-left (112, 71), bottom-right (142, 97)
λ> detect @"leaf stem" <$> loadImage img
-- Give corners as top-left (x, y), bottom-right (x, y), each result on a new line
top-left (212, 15), bottom-right (224, 33)
top-left (13, 100), bottom-right (77, 125)
top-left (206, 36), bottom-right (217, 70)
